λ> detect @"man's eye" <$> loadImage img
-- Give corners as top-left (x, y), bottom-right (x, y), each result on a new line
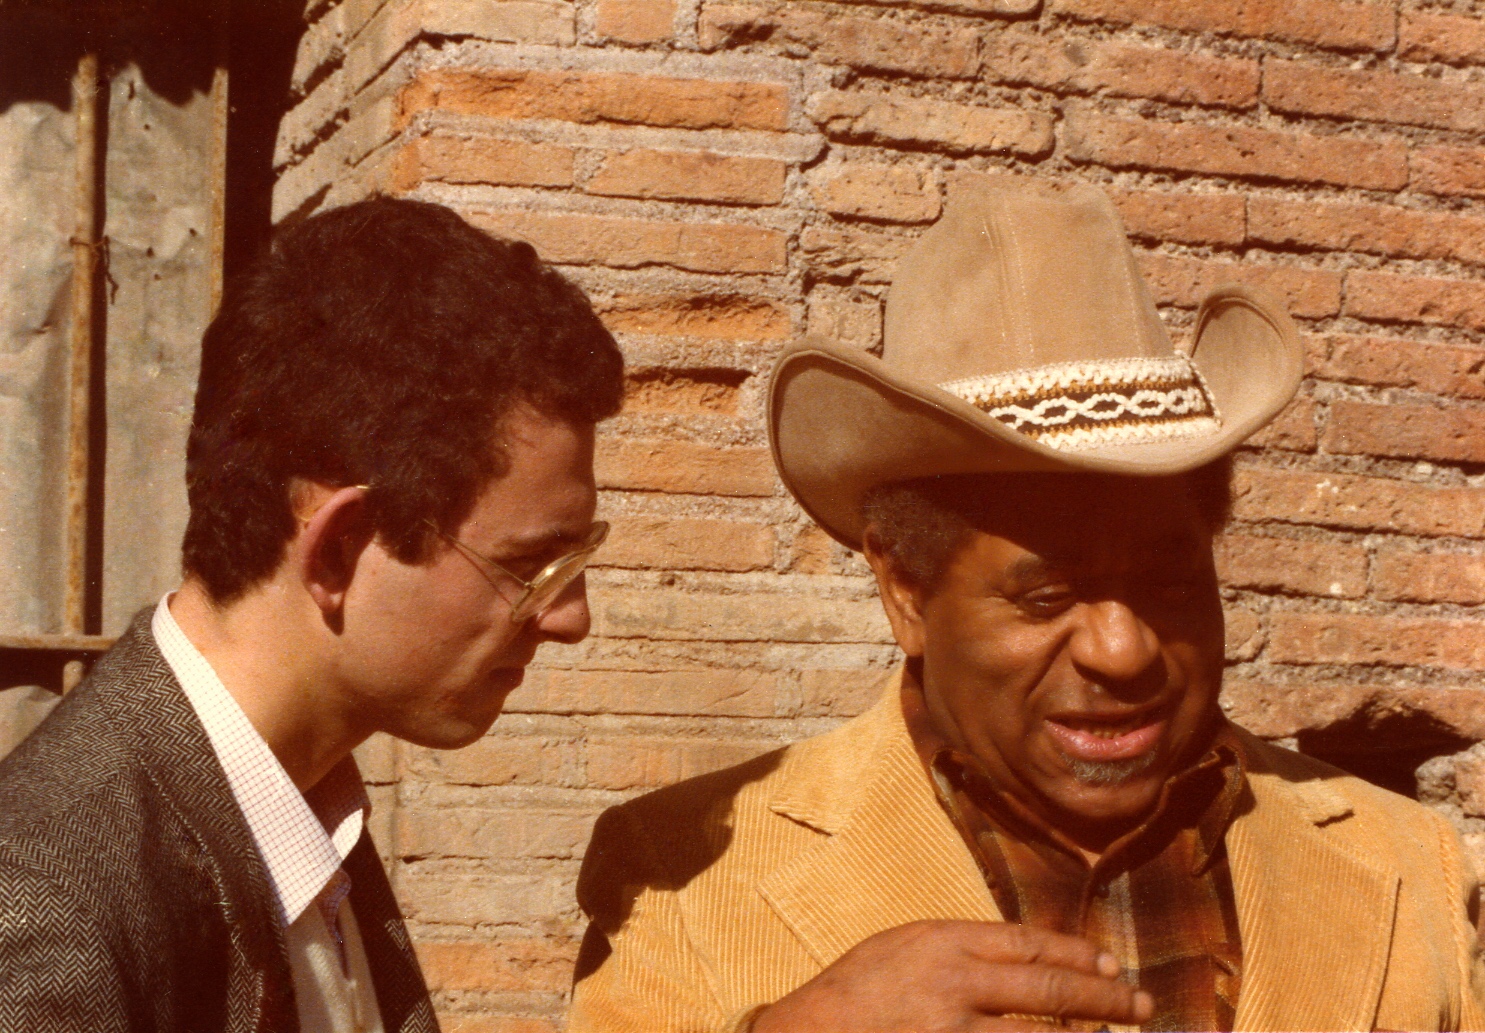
top-left (1018, 587), bottom-right (1076, 617)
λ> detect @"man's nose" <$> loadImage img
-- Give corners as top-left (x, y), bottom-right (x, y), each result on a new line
top-left (1068, 599), bottom-right (1162, 684)
top-left (532, 572), bottom-right (592, 644)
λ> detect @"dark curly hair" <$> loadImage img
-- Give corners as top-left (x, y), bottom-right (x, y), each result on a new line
top-left (182, 195), bottom-right (624, 602)
top-left (860, 458), bottom-right (1233, 594)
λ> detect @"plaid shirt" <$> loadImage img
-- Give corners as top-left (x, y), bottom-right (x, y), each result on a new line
top-left (902, 677), bottom-right (1250, 1033)
top-left (152, 596), bottom-right (369, 938)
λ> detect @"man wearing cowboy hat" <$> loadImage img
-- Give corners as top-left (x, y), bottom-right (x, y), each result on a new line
top-left (567, 179), bottom-right (1485, 1032)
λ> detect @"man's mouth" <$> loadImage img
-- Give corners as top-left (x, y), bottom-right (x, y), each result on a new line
top-left (1043, 710), bottom-right (1168, 763)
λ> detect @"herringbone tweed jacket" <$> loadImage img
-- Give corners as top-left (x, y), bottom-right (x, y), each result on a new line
top-left (0, 611), bottom-right (439, 1033)
top-left (570, 668), bottom-right (1485, 1032)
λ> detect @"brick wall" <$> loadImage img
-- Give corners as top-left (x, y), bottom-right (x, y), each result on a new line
top-left (278, 0), bottom-right (1485, 1027)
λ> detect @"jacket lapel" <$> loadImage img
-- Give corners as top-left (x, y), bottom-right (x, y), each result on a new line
top-left (95, 611), bottom-right (297, 1031)
top-left (759, 683), bottom-right (1000, 967)
top-left (1229, 752), bottom-right (1398, 1032)
top-left (347, 836), bottom-right (441, 1033)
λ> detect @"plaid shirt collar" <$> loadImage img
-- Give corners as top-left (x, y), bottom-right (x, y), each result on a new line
top-left (151, 595), bottom-right (369, 927)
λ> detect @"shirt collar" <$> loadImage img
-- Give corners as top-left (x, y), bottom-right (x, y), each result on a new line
top-left (151, 595), bottom-right (370, 926)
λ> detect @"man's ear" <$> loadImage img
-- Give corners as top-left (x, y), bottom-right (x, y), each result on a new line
top-left (296, 485), bottom-right (376, 623)
top-left (862, 529), bottom-right (929, 658)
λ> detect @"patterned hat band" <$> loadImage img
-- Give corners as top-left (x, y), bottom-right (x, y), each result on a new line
top-left (939, 355), bottom-right (1223, 452)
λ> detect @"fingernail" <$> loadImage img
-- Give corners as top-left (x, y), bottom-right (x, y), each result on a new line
top-left (1096, 952), bottom-right (1120, 978)
top-left (1134, 991), bottom-right (1154, 1021)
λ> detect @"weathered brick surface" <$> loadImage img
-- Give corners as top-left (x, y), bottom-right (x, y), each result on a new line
top-left (985, 32), bottom-right (1260, 108)
top-left (1051, 0), bottom-right (1397, 51)
top-left (400, 69), bottom-right (789, 132)
top-left (595, 0), bottom-right (675, 43)
top-left (274, 0), bottom-right (1485, 1023)
top-left (1248, 197), bottom-right (1485, 266)
top-left (1411, 146), bottom-right (1485, 199)
top-left (470, 210), bottom-right (787, 274)
top-left (1064, 109), bottom-right (1408, 190)
top-left (1215, 534), bottom-right (1368, 597)
top-left (1308, 334), bottom-right (1485, 400)
top-left (1323, 400), bottom-right (1485, 465)
top-left (1264, 59), bottom-right (1485, 134)
top-left (1269, 614), bottom-right (1485, 671)
top-left (700, 4), bottom-right (982, 79)
top-left (809, 163), bottom-right (941, 224)
top-left (1345, 271), bottom-right (1485, 333)
top-left (808, 90), bottom-right (1055, 156)
top-left (585, 149), bottom-right (786, 205)
top-left (1373, 550), bottom-right (1485, 605)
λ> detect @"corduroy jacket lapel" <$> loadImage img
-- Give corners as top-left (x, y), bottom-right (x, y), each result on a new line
top-left (759, 678), bottom-right (1001, 967)
top-left (1228, 742), bottom-right (1398, 1032)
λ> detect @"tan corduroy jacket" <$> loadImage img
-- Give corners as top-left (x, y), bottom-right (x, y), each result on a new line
top-left (569, 670), bottom-right (1485, 1033)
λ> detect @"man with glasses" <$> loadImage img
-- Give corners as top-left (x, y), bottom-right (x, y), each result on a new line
top-left (0, 196), bottom-right (623, 1033)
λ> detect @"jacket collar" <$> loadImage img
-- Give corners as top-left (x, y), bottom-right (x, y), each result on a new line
top-left (760, 671), bottom-right (1001, 966)
top-left (761, 669), bottom-right (1396, 1027)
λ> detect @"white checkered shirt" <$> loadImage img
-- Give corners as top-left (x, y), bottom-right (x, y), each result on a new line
top-left (152, 595), bottom-right (369, 929)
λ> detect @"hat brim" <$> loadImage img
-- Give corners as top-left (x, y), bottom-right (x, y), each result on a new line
top-left (769, 284), bottom-right (1303, 550)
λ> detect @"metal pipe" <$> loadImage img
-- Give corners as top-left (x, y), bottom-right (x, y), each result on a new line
top-left (63, 52), bottom-right (101, 693)
top-left (208, 32), bottom-right (229, 313)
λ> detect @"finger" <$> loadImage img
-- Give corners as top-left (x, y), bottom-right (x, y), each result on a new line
top-left (954, 922), bottom-right (1118, 978)
top-left (966, 963), bottom-right (1151, 1025)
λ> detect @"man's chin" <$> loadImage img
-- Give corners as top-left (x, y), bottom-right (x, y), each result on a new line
top-left (1059, 748), bottom-right (1161, 787)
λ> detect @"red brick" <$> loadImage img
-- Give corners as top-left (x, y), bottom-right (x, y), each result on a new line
top-left (1373, 550), bottom-right (1485, 605)
top-left (799, 225), bottom-right (913, 285)
top-left (1345, 270), bottom-right (1485, 333)
top-left (400, 68), bottom-right (788, 132)
top-left (809, 163), bottom-right (941, 224)
top-left (509, 668), bottom-right (779, 716)
top-left (583, 734), bottom-right (781, 788)
top-left (397, 807), bottom-right (593, 861)
top-left (1323, 399), bottom-right (1485, 464)
top-left (789, 524), bottom-right (840, 575)
top-left (984, 32), bottom-right (1259, 108)
top-left (806, 287), bottom-right (883, 349)
top-left (598, 516), bottom-right (775, 571)
top-left (595, 437), bottom-right (776, 496)
top-left (700, 4), bottom-right (981, 79)
top-left (417, 938), bottom-right (579, 994)
top-left (1248, 197), bottom-right (1485, 266)
top-left (1245, 395), bottom-right (1317, 452)
top-left (402, 735), bottom-right (582, 788)
top-left (623, 367), bottom-right (748, 414)
top-left (1264, 60), bottom-right (1485, 134)
top-left (1111, 190), bottom-right (1247, 246)
top-left (1411, 145), bottom-right (1485, 200)
top-left (596, 294), bottom-right (791, 340)
top-left (1222, 679), bottom-right (1485, 740)
top-left (1050, 0), bottom-right (1396, 51)
top-left (798, 668), bottom-right (891, 717)
top-left (393, 133), bottom-right (573, 191)
top-left (593, 588), bottom-right (892, 642)
top-left (1225, 607), bottom-right (1265, 661)
top-left (1137, 253), bottom-right (1341, 317)
top-left (586, 149), bottom-right (786, 205)
top-left (1214, 534), bottom-right (1367, 597)
top-left (1231, 466), bottom-right (1485, 538)
top-left (1399, 11), bottom-right (1485, 65)
top-left (470, 210), bottom-right (786, 274)
top-left (1269, 613), bottom-right (1485, 671)
top-left (808, 90), bottom-right (1054, 156)
top-left (596, 0), bottom-right (675, 42)
top-left (1063, 109), bottom-right (1407, 191)
top-left (1308, 333), bottom-right (1485, 400)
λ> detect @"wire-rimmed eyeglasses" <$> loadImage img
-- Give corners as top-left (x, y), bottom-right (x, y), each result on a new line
top-left (426, 518), bottom-right (609, 623)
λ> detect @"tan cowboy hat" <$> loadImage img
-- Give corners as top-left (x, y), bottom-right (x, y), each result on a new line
top-left (769, 177), bottom-right (1303, 550)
